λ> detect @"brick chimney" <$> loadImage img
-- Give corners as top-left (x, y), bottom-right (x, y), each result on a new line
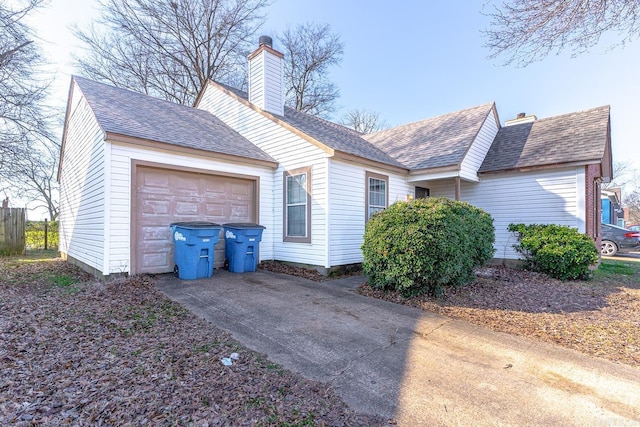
top-left (248, 35), bottom-right (284, 116)
top-left (504, 112), bottom-right (537, 126)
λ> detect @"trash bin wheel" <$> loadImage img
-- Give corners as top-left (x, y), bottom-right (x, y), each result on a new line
top-left (173, 264), bottom-right (179, 278)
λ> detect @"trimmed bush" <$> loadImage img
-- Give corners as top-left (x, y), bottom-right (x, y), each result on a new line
top-left (508, 223), bottom-right (599, 280)
top-left (361, 197), bottom-right (495, 296)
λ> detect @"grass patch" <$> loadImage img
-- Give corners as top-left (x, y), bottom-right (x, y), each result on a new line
top-left (594, 259), bottom-right (640, 283)
top-left (49, 273), bottom-right (78, 287)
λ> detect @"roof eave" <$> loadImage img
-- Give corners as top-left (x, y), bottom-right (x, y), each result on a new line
top-left (105, 132), bottom-right (279, 169)
top-left (332, 151), bottom-right (408, 174)
top-left (407, 165), bottom-right (477, 183)
top-left (478, 159), bottom-right (604, 176)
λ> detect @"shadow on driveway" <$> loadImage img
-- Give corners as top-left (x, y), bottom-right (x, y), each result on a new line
top-left (155, 269), bottom-right (640, 425)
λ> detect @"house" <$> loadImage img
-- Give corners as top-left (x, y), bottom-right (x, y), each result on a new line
top-left (601, 188), bottom-right (623, 226)
top-left (58, 37), bottom-right (612, 277)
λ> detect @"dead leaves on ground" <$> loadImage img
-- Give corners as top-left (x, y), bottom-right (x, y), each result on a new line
top-left (0, 258), bottom-right (383, 426)
top-left (359, 266), bottom-right (640, 368)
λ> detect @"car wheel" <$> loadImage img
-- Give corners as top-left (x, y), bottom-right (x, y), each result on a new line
top-left (601, 240), bottom-right (618, 257)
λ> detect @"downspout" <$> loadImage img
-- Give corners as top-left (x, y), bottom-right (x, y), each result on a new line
top-left (103, 140), bottom-right (111, 276)
top-left (455, 176), bottom-right (461, 201)
top-left (324, 158), bottom-right (331, 270)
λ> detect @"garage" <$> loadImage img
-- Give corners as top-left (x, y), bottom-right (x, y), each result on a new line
top-left (133, 164), bottom-right (257, 274)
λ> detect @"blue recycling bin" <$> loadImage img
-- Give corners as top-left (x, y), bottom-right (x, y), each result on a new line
top-left (223, 223), bottom-right (266, 273)
top-left (170, 222), bottom-right (221, 280)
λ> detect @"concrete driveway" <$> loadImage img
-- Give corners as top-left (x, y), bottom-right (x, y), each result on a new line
top-left (155, 270), bottom-right (640, 426)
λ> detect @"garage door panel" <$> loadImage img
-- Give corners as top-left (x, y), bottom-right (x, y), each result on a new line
top-left (175, 176), bottom-right (201, 194)
top-left (140, 174), bottom-right (171, 192)
top-left (230, 182), bottom-right (251, 197)
top-left (141, 250), bottom-right (171, 271)
top-left (204, 180), bottom-right (226, 195)
top-left (205, 203), bottom-right (226, 217)
top-left (135, 167), bottom-right (256, 274)
top-left (141, 199), bottom-right (172, 215)
top-left (229, 203), bottom-right (251, 219)
top-left (175, 199), bottom-right (200, 216)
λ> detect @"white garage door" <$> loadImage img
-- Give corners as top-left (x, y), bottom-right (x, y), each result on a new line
top-left (134, 165), bottom-right (256, 274)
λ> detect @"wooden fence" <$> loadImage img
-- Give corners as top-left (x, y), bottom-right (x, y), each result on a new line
top-left (0, 208), bottom-right (26, 256)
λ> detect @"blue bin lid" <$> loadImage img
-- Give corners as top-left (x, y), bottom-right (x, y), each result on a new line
top-left (223, 222), bottom-right (266, 229)
top-left (170, 221), bottom-right (221, 229)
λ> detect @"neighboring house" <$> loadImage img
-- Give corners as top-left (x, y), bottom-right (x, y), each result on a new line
top-left (601, 188), bottom-right (623, 226)
top-left (58, 37), bottom-right (613, 277)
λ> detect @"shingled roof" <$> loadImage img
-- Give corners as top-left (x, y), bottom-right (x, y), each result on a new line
top-left (479, 105), bottom-right (610, 173)
top-left (210, 82), bottom-right (405, 168)
top-left (362, 103), bottom-right (496, 170)
top-left (71, 76), bottom-right (276, 164)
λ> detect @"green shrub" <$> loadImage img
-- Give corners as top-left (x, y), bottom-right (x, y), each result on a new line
top-left (508, 223), bottom-right (598, 280)
top-left (361, 197), bottom-right (495, 296)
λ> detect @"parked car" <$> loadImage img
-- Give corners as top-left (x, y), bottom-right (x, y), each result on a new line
top-left (601, 223), bottom-right (640, 256)
top-left (628, 224), bottom-right (640, 232)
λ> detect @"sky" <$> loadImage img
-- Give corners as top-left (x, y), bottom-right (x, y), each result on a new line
top-left (22, 0), bottom-right (640, 214)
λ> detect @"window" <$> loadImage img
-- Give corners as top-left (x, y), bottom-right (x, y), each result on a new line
top-left (415, 186), bottom-right (430, 199)
top-left (284, 167), bottom-right (311, 243)
top-left (366, 171), bottom-right (388, 221)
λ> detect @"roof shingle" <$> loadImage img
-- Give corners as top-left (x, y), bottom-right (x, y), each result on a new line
top-left (363, 103), bottom-right (495, 170)
top-left (479, 105), bottom-right (610, 173)
top-left (73, 76), bottom-right (276, 164)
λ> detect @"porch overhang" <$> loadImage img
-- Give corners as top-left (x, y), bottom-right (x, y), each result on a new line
top-left (408, 166), bottom-right (479, 183)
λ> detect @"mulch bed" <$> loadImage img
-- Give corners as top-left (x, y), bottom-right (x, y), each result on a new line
top-left (0, 257), bottom-right (384, 426)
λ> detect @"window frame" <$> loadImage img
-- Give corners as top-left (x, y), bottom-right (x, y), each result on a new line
top-left (415, 186), bottom-right (430, 199)
top-left (365, 171), bottom-right (389, 222)
top-left (283, 166), bottom-right (312, 243)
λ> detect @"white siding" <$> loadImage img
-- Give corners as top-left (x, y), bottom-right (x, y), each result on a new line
top-left (430, 167), bottom-right (585, 259)
top-left (248, 49), bottom-right (284, 116)
top-left (459, 109), bottom-right (499, 182)
top-left (328, 160), bottom-right (412, 266)
top-left (198, 85), bottom-right (330, 267)
top-left (107, 142), bottom-right (275, 274)
top-left (58, 86), bottom-right (106, 273)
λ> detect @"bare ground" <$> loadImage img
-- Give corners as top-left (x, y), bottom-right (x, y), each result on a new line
top-left (0, 256), bottom-right (384, 426)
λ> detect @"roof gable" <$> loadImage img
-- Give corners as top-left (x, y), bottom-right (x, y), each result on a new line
top-left (204, 81), bottom-right (406, 169)
top-left (362, 103), bottom-right (496, 170)
top-left (479, 105), bottom-right (611, 173)
top-left (71, 76), bottom-right (276, 164)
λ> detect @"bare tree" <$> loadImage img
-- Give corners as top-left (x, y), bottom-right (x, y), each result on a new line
top-left (603, 161), bottom-right (635, 190)
top-left (1, 139), bottom-right (59, 220)
top-left (625, 190), bottom-right (640, 224)
top-left (1, 0), bottom-right (59, 218)
top-left (0, 0), bottom-right (51, 168)
top-left (340, 109), bottom-right (388, 134)
top-left (74, 0), bottom-right (271, 105)
top-left (278, 23), bottom-right (344, 117)
top-left (484, 0), bottom-right (640, 66)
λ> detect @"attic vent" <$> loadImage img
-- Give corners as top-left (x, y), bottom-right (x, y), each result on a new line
top-left (258, 35), bottom-right (273, 48)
